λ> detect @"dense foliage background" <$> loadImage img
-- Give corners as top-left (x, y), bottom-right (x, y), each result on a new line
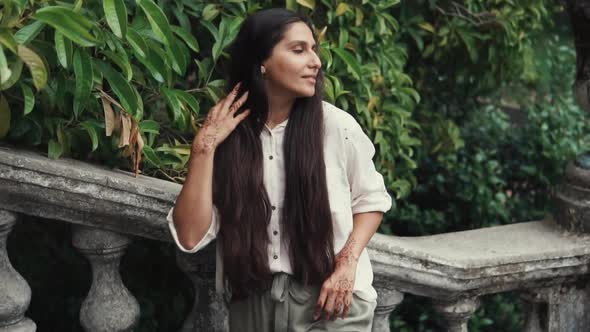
top-left (2, 0), bottom-right (589, 331)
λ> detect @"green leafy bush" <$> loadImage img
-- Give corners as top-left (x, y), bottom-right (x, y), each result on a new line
top-left (0, 0), bottom-right (419, 197)
top-left (1, 0), bottom-right (586, 331)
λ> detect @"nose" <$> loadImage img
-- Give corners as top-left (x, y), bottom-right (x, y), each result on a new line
top-left (310, 51), bottom-right (321, 71)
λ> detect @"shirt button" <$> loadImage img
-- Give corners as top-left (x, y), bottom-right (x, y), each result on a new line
top-left (273, 255), bottom-right (278, 260)
top-left (273, 230), bottom-right (278, 235)
top-left (271, 205), bottom-right (276, 210)
top-left (269, 155), bottom-right (274, 160)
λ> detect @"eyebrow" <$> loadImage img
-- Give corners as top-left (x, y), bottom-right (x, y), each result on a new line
top-left (288, 40), bottom-right (317, 49)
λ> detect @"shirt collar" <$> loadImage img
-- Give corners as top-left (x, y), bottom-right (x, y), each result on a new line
top-left (263, 118), bottom-right (289, 133)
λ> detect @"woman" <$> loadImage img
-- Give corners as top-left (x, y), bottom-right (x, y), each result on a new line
top-left (167, 8), bottom-right (392, 332)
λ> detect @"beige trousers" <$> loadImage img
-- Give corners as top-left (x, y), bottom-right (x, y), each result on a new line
top-left (228, 273), bottom-right (377, 332)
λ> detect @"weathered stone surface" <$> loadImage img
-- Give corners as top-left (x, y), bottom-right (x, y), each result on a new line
top-left (521, 279), bottom-right (590, 332)
top-left (369, 216), bottom-right (590, 300)
top-left (0, 144), bottom-right (179, 241)
top-left (432, 296), bottom-right (480, 332)
top-left (555, 163), bottom-right (590, 233)
top-left (72, 225), bottom-right (139, 332)
top-left (3, 144), bottom-right (590, 330)
top-left (371, 287), bottom-right (403, 332)
top-left (176, 241), bottom-right (228, 332)
top-left (0, 210), bottom-right (35, 332)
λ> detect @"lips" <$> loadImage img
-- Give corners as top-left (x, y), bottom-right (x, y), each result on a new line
top-left (302, 75), bottom-right (316, 84)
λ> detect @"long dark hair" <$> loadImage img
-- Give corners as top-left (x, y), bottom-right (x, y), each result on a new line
top-left (212, 8), bottom-right (335, 300)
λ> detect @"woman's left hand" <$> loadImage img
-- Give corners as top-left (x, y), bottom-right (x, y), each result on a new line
top-left (313, 244), bottom-right (359, 321)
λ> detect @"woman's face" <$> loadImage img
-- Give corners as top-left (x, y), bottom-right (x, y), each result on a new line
top-left (262, 22), bottom-right (322, 99)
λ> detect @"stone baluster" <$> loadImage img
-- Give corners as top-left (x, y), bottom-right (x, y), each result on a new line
top-left (0, 210), bottom-right (36, 332)
top-left (176, 241), bottom-right (227, 332)
top-left (72, 225), bottom-right (139, 332)
top-left (371, 286), bottom-right (404, 332)
top-left (519, 283), bottom-right (590, 332)
top-left (432, 297), bottom-right (480, 332)
top-left (521, 286), bottom-right (560, 332)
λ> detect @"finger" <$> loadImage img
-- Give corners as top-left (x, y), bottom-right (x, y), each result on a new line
top-left (314, 283), bottom-right (330, 320)
top-left (333, 291), bottom-right (345, 320)
top-left (221, 82), bottom-right (242, 113)
top-left (323, 289), bottom-right (338, 321)
top-left (341, 292), bottom-right (352, 319)
top-left (228, 90), bottom-right (249, 116)
top-left (232, 109), bottom-right (251, 125)
top-left (209, 98), bottom-right (225, 122)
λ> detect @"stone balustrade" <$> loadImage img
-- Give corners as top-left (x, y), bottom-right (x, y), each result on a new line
top-left (1, 143), bottom-right (590, 332)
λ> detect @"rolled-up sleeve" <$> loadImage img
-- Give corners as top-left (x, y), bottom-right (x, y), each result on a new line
top-left (345, 121), bottom-right (393, 215)
top-left (167, 203), bottom-right (220, 253)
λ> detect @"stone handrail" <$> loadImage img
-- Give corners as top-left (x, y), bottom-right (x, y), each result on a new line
top-left (1, 143), bottom-right (590, 332)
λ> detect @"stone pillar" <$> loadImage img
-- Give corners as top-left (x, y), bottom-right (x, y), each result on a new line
top-left (521, 286), bottom-right (561, 332)
top-left (0, 210), bottom-right (36, 332)
top-left (371, 287), bottom-right (404, 332)
top-left (521, 281), bottom-right (590, 332)
top-left (432, 296), bottom-right (480, 332)
top-left (554, 163), bottom-right (590, 233)
top-left (176, 241), bottom-right (227, 332)
top-left (72, 225), bottom-right (139, 332)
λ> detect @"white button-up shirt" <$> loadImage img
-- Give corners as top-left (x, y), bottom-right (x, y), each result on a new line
top-left (167, 100), bottom-right (393, 301)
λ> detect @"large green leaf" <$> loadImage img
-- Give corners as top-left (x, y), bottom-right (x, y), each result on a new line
top-left (296, 0), bottom-right (315, 10)
top-left (98, 61), bottom-right (139, 119)
top-left (210, 18), bottom-right (232, 61)
top-left (33, 6), bottom-right (98, 47)
top-left (142, 145), bottom-right (161, 166)
top-left (161, 87), bottom-right (185, 129)
top-left (202, 4), bottom-right (220, 21)
top-left (173, 90), bottom-right (200, 116)
top-left (48, 139), bottom-right (63, 159)
top-left (137, 0), bottom-right (174, 46)
top-left (126, 27), bottom-right (148, 57)
top-left (103, 0), bottom-right (128, 39)
top-left (0, 47), bottom-right (11, 85)
top-left (139, 119), bottom-right (159, 134)
top-left (0, 29), bottom-right (18, 54)
top-left (171, 26), bottom-right (199, 52)
top-left (0, 58), bottom-right (22, 91)
top-left (101, 49), bottom-right (132, 81)
top-left (17, 45), bottom-right (48, 90)
top-left (0, 94), bottom-right (10, 139)
top-left (14, 21), bottom-right (45, 45)
top-left (0, 1), bottom-right (20, 28)
top-left (132, 42), bottom-right (166, 83)
top-left (73, 49), bottom-right (93, 117)
top-left (145, 38), bottom-right (171, 83)
top-left (20, 82), bottom-right (34, 115)
top-left (54, 31), bottom-right (73, 69)
top-left (80, 120), bottom-right (99, 151)
top-left (131, 84), bottom-right (143, 121)
top-left (332, 47), bottom-right (362, 80)
top-left (166, 37), bottom-right (186, 75)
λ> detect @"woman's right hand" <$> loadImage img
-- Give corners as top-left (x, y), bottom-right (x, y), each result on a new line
top-left (192, 82), bottom-right (250, 155)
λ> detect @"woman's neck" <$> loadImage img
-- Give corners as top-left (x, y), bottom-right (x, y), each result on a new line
top-left (266, 95), bottom-right (294, 129)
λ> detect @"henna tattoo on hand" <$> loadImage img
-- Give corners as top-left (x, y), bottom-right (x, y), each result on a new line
top-left (334, 279), bottom-right (353, 291)
top-left (196, 116), bottom-right (219, 154)
top-left (336, 237), bottom-right (359, 268)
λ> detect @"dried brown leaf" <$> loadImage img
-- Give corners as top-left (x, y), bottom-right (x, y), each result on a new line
top-left (101, 96), bottom-right (116, 136)
top-left (118, 113), bottom-right (131, 148)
